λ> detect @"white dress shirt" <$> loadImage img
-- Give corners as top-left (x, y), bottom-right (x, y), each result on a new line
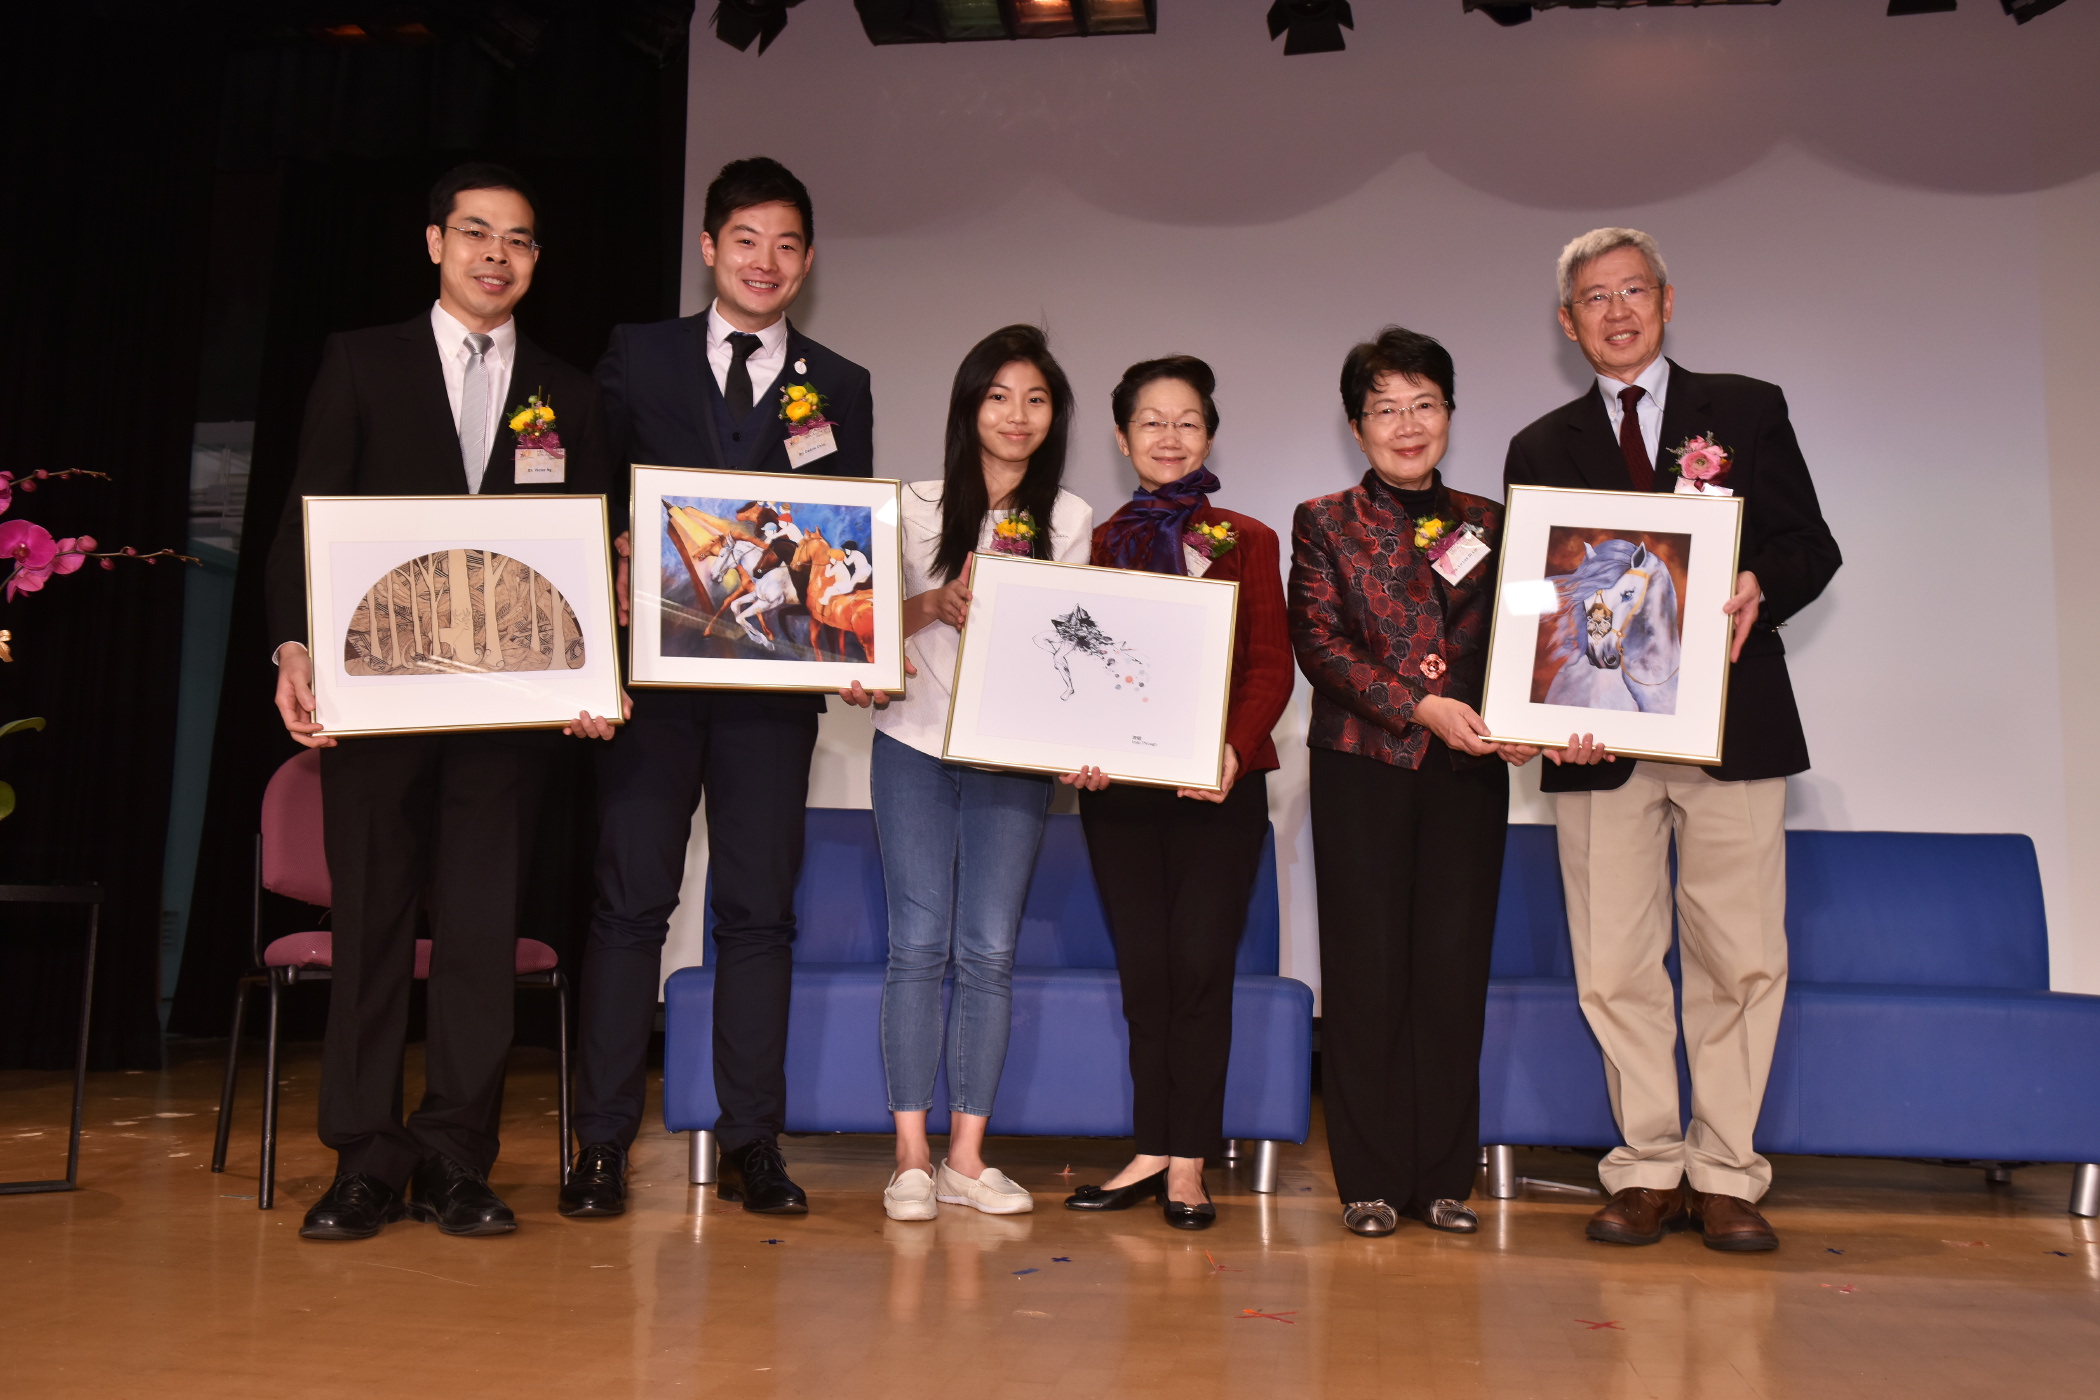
top-left (1596, 355), bottom-right (1671, 473)
top-left (705, 300), bottom-right (790, 404)
top-left (872, 483), bottom-right (1095, 759)
top-left (430, 301), bottom-right (516, 492)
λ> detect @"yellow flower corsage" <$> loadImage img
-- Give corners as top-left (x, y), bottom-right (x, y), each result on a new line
top-left (1183, 519), bottom-right (1238, 561)
top-left (1412, 517), bottom-right (1448, 553)
top-left (505, 391), bottom-right (560, 449)
top-left (778, 382), bottom-right (832, 434)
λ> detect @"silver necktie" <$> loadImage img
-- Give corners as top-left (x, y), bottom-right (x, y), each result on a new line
top-left (460, 331), bottom-right (493, 492)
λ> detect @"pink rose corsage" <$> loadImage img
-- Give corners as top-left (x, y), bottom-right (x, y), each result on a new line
top-left (1670, 433), bottom-right (1733, 491)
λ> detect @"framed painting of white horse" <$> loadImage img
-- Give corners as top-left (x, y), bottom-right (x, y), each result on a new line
top-left (626, 465), bottom-right (906, 693)
top-left (1482, 485), bottom-right (1743, 764)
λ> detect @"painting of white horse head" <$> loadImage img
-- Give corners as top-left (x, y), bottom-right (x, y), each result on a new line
top-left (1532, 531), bottom-right (1689, 715)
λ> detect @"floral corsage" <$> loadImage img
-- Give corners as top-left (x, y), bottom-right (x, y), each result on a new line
top-left (1412, 515), bottom-right (1454, 554)
top-left (1669, 432), bottom-right (1732, 490)
top-left (778, 382), bottom-right (834, 437)
top-left (506, 392), bottom-right (561, 450)
top-left (990, 511), bottom-right (1039, 556)
top-left (1183, 519), bottom-right (1238, 561)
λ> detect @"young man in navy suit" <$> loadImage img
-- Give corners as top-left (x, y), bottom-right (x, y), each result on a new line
top-left (1502, 229), bottom-right (1841, 1253)
top-left (560, 158), bottom-right (874, 1218)
top-left (267, 164), bottom-right (614, 1241)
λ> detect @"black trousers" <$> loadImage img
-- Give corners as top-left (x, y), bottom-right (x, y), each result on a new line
top-left (1078, 771), bottom-right (1270, 1159)
top-left (1310, 747), bottom-right (1508, 1208)
top-left (316, 731), bottom-right (551, 1188)
top-left (571, 688), bottom-right (817, 1153)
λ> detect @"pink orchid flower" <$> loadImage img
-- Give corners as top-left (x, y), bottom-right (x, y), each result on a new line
top-left (1678, 438), bottom-right (1728, 481)
top-left (0, 520), bottom-right (91, 600)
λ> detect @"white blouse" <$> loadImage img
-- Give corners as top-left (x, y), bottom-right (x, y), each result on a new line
top-left (872, 480), bottom-right (1095, 758)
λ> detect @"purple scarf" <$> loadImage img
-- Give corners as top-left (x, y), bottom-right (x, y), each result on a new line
top-left (1097, 466), bottom-right (1220, 576)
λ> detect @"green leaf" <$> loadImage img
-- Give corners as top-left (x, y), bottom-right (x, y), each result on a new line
top-left (0, 781), bottom-right (13, 821)
top-left (0, 716), bottom-right (45, 740)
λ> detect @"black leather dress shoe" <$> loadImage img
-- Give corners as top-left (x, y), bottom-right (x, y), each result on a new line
top-left (299, 1172), bottom-right (406, 1241)
top-left (407, 1155), bottom-right (517, 1236)
top-left (1063, 1169), bottom-right (1166, 1211)
top-left (1162, 1197), bottom-right (1217, 1231)
top-left (718, 1137), bottom-right (808, 1215)
top-left (559, 1142), bottom-right (629, 1219)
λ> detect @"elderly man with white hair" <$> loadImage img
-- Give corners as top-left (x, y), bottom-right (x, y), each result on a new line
top-left (1502, 228), bottom-right (1841, 1252)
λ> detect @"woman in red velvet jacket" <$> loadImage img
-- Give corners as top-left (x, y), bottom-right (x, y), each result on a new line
top-left (1060, 356), bottom-right (1293, 1232)
top-left (1289, 327), bottom-right (1530, 1240)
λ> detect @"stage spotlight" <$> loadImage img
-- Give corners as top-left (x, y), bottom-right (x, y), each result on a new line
top-left (855, 0), bottom-right (1155, 43)
top-left (713, 0), bottom-right (805, 53)
top-left (1268, 0), bottom-right (1354, 55)
top-left (2003, 0), bottom-right (2069, 20)
top-left (1888, 1), bottom-right (1958, 13)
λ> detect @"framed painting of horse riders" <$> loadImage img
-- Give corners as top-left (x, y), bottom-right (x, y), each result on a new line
top-left (303, 493), bottom-right (623, 737)
top-left (626, 465), bottom-right (907, 693)
top-left (942, 554), bottom-right (1241, 791)
top-left (1481, 484), bottom-right (1744, 765)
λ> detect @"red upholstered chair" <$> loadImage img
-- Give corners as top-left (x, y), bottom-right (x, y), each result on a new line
top-left (209, 749), bottom-right (571, 1209)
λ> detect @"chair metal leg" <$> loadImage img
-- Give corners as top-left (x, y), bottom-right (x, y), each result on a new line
top-left (60, 905), bottom-right (99, 1191)
top-left (690, 1130), bottom-right (718, 1186)
top-left (1250, 1139), bottom-right (1280, 1194)
top-left (2072, 1164), bottom-right (2100, 1218)
top-left (554, 972), bottom-right (573, 1185)
top-left (1484, 1144), bottom-right (1519, 1200)
top-left (212, 976), bottom-right (257, 1173)
top-left (260, 973), bottom-right (284, 1211)
top-left (1222, 1139), bottom-right (1241, 1161)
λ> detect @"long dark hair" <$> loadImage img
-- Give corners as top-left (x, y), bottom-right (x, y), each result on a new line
top-left (932, 324), bottom-right (1074, 584)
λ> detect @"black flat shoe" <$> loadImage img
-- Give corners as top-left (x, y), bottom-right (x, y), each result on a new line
top-left (1064, 1168), bottom-right (1166, 1211)
top-left (718, 1137), bottom-right (808, 1215)
top-left (407, 1154), bottom-right (517, 1236)
top-left (1162, 1198), bottom-right (1217, 1231)
top-left (299, 1172), bottom-right (406, 1241)
top-left (559, 1142), bottom-right (628, 1219)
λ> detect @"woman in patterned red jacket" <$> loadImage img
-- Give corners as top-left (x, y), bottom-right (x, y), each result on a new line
top-left (1289, 326), bottom-right (1533, 1239)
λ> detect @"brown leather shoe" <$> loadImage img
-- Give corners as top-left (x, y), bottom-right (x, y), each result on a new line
top-left (1584, 1186), bottom-right (1689, 1246)
top-left (1688, 1191), bottom-right (1778, 1252)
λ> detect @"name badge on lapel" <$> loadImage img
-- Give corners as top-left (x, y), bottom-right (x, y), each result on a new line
top-left (515, 448), bottom-right (565, 484)
top-left (784, 423), bottom-right (839, 470)
top-left (1431, 524), bottom-right (1490, 585)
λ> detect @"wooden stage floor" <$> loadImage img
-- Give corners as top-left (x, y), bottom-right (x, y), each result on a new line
top-left (5, 1042), bottom-right (2099, 1399)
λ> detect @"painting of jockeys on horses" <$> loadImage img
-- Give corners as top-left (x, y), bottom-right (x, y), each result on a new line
top-left (1529, 526), bottom-right (1690, 715)
top-left (658, 495), bottom-right (878, 664)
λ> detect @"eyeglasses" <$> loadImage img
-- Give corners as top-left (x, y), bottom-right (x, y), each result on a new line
top-left (1361, 399), bottom-right (1450, 425)
top-left (1128, 418), bottom-right (1208, 438)
top-left (1569, 284), bottom-right (1657, 314)
top-left (447, 225), bottom-right (541, 254)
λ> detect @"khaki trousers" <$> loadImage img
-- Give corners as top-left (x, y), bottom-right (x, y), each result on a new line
top-left (1555, 762), bottom-right (1789, 1202)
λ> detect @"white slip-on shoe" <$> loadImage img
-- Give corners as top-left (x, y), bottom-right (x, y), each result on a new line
top-left (883, 1168), bottom-right (939, 1221)
top-left (935, 1159), bottom-right (1036, 1215)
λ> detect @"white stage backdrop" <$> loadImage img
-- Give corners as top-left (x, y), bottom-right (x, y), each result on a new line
top-left (663, 3), bottom-right (2100, 999)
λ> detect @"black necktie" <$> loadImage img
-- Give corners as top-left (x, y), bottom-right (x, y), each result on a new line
top-left (725, 332), bottom-right (762, 418)
top-left (1617, 385), bottom-right (1655, 491)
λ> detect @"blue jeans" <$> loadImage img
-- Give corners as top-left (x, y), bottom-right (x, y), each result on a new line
top-left (872, 730), bottom-right (1051, 1117)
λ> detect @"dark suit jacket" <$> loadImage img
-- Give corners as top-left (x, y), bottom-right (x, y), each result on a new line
top-left (265, 315), bottom-right (615, 648)
top-left (594, 311), bottom-right (874, 714)
top-left (1503, 360), bottom-right (1841, 790)
top-left (1289, 472), bottom-right (1502, 771)
top-left (595, 312), bottom-right (875, 526)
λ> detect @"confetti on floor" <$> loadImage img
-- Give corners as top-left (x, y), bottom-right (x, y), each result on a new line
top-left (2048, 1250), bottom-right (2071, 1257)
top-left (220, 1194), bottom-right (255, 1201)
top-left (1826, 1248), bottom-right (1846, 1255)
top-left (1012, 1268), bottom-right (1039, 1277)
top-left (1206, 1252), bottom-right (1240, 1274)
top-left (1051, 1257), bottom-right (1071, 1263)
top-left (1576, 1320), bottom-right (1624, 1331)
top-left (759, 1239), bottom-right (784, 1245)
top-left (1820, 1284), bottom-right (1858, 1295)
top-left (1056, 1165), bottom-right (1074, 1178)
top-left (1238, 1309), bottom-right (1297, 1324)
top-left (1943, 1240), bottom-right (1987, 1247)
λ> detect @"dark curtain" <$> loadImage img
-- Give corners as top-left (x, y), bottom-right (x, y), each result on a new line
top-left (162, 8), bottom-right (692, 1045)
top-left (0, 11), bottom-right (221, 1069)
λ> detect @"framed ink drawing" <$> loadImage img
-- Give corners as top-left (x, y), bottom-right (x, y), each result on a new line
top-left (303, 494), bottom-right (622, 738)
top-left (1481, 484), bottom-right (1745, 764)
top-left (943, 554), bottom-right (1239, 791)
top-left (627, 465), bottom-right (906, 693)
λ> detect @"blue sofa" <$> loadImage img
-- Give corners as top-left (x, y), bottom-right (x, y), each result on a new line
top-left (662, 807), bottom-right (1314, 1194)
top-left (1481, 824), bottom-right (2100, 1214)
